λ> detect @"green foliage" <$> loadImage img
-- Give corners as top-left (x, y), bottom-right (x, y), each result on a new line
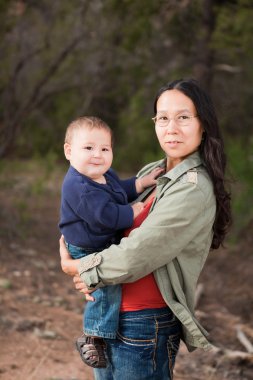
top-left (168, 0), bottom-right (202, 54)
top-left (210, 0), bottom-right (253, 140)
top-left (0, 0), bottom-right (10, 11)
top-left (226, 137), bottom-right (253, 239)
top-left (104, 0), bottom-right (162, 50)
top-left (16, 90), bottom-right (81, 158)
top-left (0, 156), bottom-right (65, 239)
top-left (0, 0), bottom-right (16, 33)
top-left (114, 89), bottom-right (162, 172)
top-left (15, 198), bottom-right (30, 225)
top-left (213, 0), bottom-right (253, 59)
top-left (0, 278), bottom-right (12, 289)
top-left (0, 0), bottom-right (252, 243)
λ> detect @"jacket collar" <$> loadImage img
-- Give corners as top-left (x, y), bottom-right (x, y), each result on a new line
top-left (161, 151), bottom-right (203, 182)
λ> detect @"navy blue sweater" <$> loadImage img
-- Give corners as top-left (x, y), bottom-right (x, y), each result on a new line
top-left (59, 166), bottom-right (138, 248)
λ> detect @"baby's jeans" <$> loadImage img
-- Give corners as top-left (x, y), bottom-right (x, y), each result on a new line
top-left (67, 242), bottom-right (121, 339)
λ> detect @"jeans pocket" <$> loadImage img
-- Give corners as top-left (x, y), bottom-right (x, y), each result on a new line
top-left (117, 332), bottom-right (156, 360)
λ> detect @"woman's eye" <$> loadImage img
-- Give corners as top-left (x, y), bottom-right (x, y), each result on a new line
top-left (178, 114), bottom-right (190, 120)
top-left (158, 116), bottom-right (168, 121)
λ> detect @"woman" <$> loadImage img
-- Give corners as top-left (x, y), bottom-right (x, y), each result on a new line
top-left (60, 78), bottom-right (231, 380)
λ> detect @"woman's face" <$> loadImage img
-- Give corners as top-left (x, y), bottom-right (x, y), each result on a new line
top-left (155, 89), bottom-right (204, 170)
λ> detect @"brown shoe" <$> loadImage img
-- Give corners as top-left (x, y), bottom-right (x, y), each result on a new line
top-left (76, 335), bottom-right (107, 368)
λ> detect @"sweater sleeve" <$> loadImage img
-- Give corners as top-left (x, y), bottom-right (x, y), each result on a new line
top-left (109, 168), bottom-right (138, 202)
top-left (118, 177), bottom-right (138, 202)
top-left (76, 188), bottom-right (134, 232)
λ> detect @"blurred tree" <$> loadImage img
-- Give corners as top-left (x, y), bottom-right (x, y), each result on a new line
top-left (0, 0), bottom-right (252, 165)
top-left (0, 0), bottom-right (252, 237)
top-left (0, 0), bottom-right (121, 157)
top-left (212, 0), bottom-right (253, 137)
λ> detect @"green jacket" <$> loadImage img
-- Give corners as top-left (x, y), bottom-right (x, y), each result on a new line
top-left (78, 151), bottom-right (216, 352)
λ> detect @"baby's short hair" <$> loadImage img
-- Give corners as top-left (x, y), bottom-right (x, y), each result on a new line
top-left (65, 116), bottom-right (113, 145)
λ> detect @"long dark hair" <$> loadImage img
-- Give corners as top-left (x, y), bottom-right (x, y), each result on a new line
top-left (154, 78), bottom-right (232, 249)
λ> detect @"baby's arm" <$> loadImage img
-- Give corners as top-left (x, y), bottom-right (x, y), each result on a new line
top-left (76, 189), bottom-right (134, 231)
top-left (135, 167), bottom-right (164, 194)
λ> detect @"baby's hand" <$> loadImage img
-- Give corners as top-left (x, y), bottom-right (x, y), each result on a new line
top-left (131, 202), bottom-right (144, 218)
top-left (135, 167), bottom-right (164, 193)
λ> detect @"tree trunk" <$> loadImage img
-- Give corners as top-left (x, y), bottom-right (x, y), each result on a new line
top-left (193, 0), bottom-right (216, 90)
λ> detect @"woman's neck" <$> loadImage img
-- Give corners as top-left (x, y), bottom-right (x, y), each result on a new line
top-left (166, 157), bottom-right (182, 172)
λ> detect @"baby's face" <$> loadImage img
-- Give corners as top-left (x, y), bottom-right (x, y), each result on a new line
top-left (65, 127), bottom-right (113, 182)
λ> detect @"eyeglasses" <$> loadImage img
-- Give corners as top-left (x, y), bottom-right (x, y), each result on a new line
top-left (152, 113), bottom-right (198, 127)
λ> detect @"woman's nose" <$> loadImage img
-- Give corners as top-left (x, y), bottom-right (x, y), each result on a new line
top-left (165, 119), bottom-right (178, 133)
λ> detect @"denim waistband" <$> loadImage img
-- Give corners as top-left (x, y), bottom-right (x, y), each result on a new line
top-left (65, 242), bottom-right (108, 254)
top-left (120, 307), bottom-right (172, 319)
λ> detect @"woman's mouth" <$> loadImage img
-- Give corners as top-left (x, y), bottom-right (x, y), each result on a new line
top-left (166, 141), bottom-right (181, 147)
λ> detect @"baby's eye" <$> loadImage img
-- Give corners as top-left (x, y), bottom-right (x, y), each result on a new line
top-left (102, 148), bottom-right (109, 152)
top-left (84, 146), bottom-right (92, 150)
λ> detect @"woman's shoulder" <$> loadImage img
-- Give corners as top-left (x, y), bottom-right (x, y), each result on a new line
top-left (176, 165), bottom-right (215, 204)
top-left (195, 166), bottom-right (213, 190)
top-left (137, 159), bottom-right (165, 177)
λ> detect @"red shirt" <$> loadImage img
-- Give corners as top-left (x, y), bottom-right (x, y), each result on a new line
top-left (120, 196), bottom-right (167, 312)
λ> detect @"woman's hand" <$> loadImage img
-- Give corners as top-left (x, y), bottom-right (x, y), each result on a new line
top-left (59, 237), bottom-right (95, 301)
top-left (59, 235), bottom-right (79, 276)
top-left (73, 274), bottom-right (95, 301)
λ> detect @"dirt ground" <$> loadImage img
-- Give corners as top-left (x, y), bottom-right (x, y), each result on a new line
top-left (0, 164), bottom-right (252, 380)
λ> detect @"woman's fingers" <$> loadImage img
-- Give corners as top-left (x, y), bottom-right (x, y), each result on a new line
top-left (59, 240), bottom-right (94, 300)
top-left (73, 275), bottom-right (95, 301)
top-left (73, 274), bottom-right (84, 286)
top-left (82, 293), bottom-right (95, 302)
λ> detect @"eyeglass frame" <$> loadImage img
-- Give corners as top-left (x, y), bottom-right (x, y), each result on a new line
top-left (151, 113), bottom-right (199, 127)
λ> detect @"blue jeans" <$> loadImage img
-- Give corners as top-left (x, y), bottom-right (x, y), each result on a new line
top-left (94, 307), bottom-right (181, 380)
top-left (67, 243), bottom-right (121, 339)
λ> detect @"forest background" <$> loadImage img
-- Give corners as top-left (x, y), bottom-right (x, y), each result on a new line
top-left (0, 1), bottom-right (253, 379)
top-left (0, 0), bottom-right (253, 238)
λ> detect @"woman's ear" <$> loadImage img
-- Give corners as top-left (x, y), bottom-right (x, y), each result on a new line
top-left (64, 143), bottom-right (71, 160)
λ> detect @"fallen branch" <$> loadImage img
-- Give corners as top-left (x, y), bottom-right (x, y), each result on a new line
top-left (240, 324), bottom-right (253, 341)
top-left (211, 345), bottom-right (253, 362)
top-left (215, 63), bottom-right (242, 73)
top-left (236, 325), bottom-right (253, 353)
